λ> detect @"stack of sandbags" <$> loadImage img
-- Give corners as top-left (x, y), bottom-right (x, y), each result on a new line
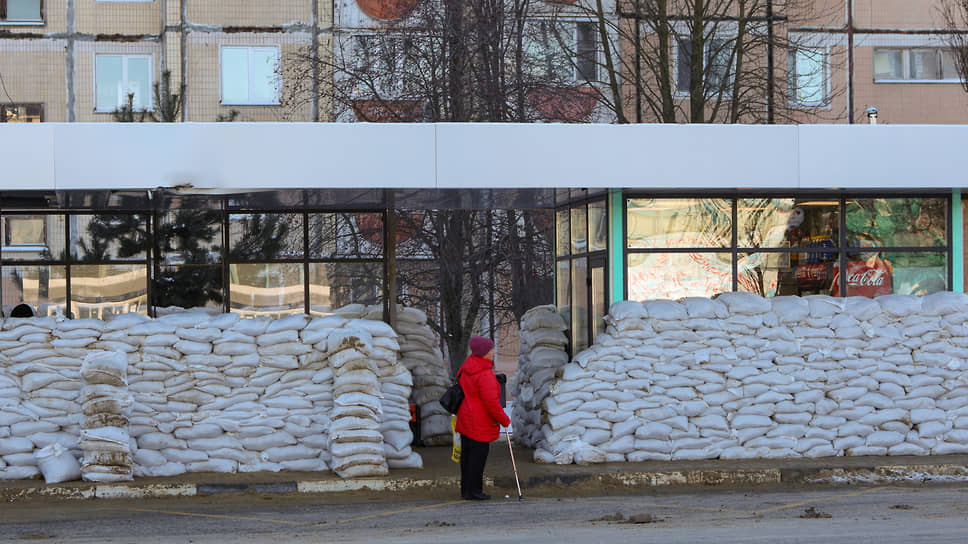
top-left (349, 318), bottom-right (420, 469)
top-left (392, 307), bottom-right (452, 446)
top-left (533, 292), bottom-right (968, 465)
top-left (0, 317), bottom-right (83, 478)
top-left (511, 305), bottom-right (569, 450)
top-left (327, 327), bottom-right (388, 477)
top-left (79, 351), bottom-right (134, 482)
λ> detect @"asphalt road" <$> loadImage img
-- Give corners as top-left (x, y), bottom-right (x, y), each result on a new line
top-left (2, 484), bottom-right (967, 543)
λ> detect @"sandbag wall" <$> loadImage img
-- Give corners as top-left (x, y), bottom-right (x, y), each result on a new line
top-left (510, 305), bottom-right (569, 450)
top-left (536, 292), bottom-right (968, 465)
top-left (0, 309), bottom-right (421, 481)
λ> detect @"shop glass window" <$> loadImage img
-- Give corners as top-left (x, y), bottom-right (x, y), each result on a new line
top-left (71, 214), bottom-right (148, 261)
top-left (627, 252), bottom-right (732, 300)
top-left (0, 0), bottom-right (42, 23)
top-left (571, 206), bottom-right (587, 254)
top-left (229, 213), bottom-right (303, 260)
top-left (738, 251), bottom-right (835, 298)
top-left (96, 54), bottom-right (151, 112)
top-left (588, 200), bottom-right (607, 252)
top-left (1, 104), bottom-right (43, 122)
top-left (2, 215), bottom-right (65, 261)
top-left (846, 198), bottom-right (946, 248)
top-left (71, 264), bottom-right (148, 318)
top-left (157, 209), bottom-right (222, 265)
top-left (153, 264), bottom-right (223, 311)
top-left (556, 209), bottom-right (570, 257)
top-left (309, 262), bottom-right (383, 316)
top-left (837, 251), bottom-right (946, 297)
top-left (627, 198), bottom-right (731, 249)
top-left (571, 256), bottom-right (588, 353)
top-left (309, 213), bottom-right (383, 259)
top-left (556, 260), bottom-right (570, 321)
top-left (230, 263), bottom-right (304, 318)
top-left (221, 46), bottom-right (281, 105)
top-left (1, 265), bottom-right (66, 317)
top-left (738, 198), bottom-right (839, 249)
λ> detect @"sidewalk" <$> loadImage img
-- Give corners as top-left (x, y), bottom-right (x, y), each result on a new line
top-left (3, 443), bottom-right (968, 502)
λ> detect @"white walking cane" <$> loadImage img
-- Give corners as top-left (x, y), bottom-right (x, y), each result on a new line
top-left (505, 426), bottom-right (523, 501)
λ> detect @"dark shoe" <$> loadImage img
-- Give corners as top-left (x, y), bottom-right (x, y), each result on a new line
top-left (470, 493), bottom-right (491, 500)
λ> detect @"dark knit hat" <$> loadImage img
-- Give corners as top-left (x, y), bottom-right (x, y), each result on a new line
top-left (469, 336), bottom-right (494, 357)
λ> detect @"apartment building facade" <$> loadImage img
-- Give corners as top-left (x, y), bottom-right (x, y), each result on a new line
top-left (2, 1), bottom-right (967, 124)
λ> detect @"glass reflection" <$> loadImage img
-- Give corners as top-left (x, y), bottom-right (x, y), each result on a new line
top-left (2, 215), bottom-right (66, 262)
top-left (836, 250), bottom-right (946, 296)
top-left (738, 252), bottom-right (834, 297)
top-left (571, 256), bottom-right (588, 353)
top-left (571, 206), bottom-right (587, 254)
top-left (556, 209), bottom-right (570, 257)
top-left (157, 210), bottom-right (222, 265)
top-left (1, 265), bottom-right (67, 317)
top-left (230, 263), bottom-right (304, 318)
top-left (71, 264), bottom-right (148, 318)
top-left (71, 214), bottom-right (149, 261)
top-left (588, 200), bottom-right (607, 252)
top-left (627, 252), bottom-right (731, 300)
top-left (230, 214), bottom-right (303, 260)
top-left (846, 198), bottom-right (946, 248)
top-left (627, 198), bottom-right (731, 249)
top-left (556, 260), bottom-right (570, 333)
top-left (309, 262), bottom-right (382, 315)
top-left (738, 198), bottom-right (839, 249)
top-left (154, 265), bottom-right (223, 311)
top-left (309, 213), bottom-right (383, 258)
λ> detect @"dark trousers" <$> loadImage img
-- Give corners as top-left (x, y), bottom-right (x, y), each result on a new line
top-left (460, 435), bottom-right (490, 498)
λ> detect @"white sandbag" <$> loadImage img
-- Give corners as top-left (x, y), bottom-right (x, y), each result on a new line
top-left (262, 445), bottom-right (321, 463)
top-left (328, 329), bottom-right (373, 354)
top-left (173, 424), bottom-right (224, 440)
top-left (240, 431), bottom-right (297, 451)
top-left (0, 437), bottom-right (35, 455)
top-left (35, 443), bottom-right (81, 484)
top-left (0, 466), bottom-right (41, 480)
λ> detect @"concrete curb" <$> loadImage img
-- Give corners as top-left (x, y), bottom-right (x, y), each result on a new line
top-left (3, 463), bottom-right (968, 502)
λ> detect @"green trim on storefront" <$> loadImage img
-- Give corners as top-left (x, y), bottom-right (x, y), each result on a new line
top-left (953, 189), bottom-right (963, 292)
top-left (609, 188), bottom-right (625, 304)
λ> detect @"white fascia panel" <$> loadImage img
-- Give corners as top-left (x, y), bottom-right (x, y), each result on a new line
top-left (0, 124), bottom-right (56, 190)
top-left (50, 123), bottom-right (438, 190)
top-left (435, 123), bottom-right (799, 189)
top-left (798, 125), bottom-right (965, 189)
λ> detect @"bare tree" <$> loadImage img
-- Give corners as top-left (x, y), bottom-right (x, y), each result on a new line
top-left (938, 0), bottom-right (968, 94)
top-left (545, 0), bottom-right (845, 123)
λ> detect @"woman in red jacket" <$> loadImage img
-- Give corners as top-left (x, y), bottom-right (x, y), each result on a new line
top-left (456, 336), bottom-right (511, 500)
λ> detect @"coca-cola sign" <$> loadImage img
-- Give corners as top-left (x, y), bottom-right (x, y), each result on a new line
top-left (833, 260), bottom-right (892, 298)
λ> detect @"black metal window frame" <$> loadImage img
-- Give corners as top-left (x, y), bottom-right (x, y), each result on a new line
top-left (621, 190), bottom-right (953, 299)
top-left (554, 189), bottom-right (609, 355)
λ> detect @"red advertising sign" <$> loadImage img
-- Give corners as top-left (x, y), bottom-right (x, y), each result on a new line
top-left (795, 263), bottom-right (827, 287)
top-left (832, 260), bottom-right (892, 298)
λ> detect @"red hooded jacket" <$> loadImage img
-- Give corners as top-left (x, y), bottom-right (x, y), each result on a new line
top-left (455, 354), bottom-right (511, 442)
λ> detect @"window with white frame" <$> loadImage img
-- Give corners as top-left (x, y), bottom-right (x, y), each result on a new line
top-left (873, 48), bottom-right (960, 82)
top-left (221, 46), bottom-right (281, 105)
top-left (525, 20), bottom-right (599, 83)
top-left (0, 0), bottom-right (43, 23)
top-left (95, 54), bottom-right (152, 112)
top-left (788, 47), bottom-right (827, 107)
top-left (676, 36), bottom-right (733, 95)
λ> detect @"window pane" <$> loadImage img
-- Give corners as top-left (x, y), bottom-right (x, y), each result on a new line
top-left (96, 55), bottom-right (123, 111)
top-left (71, 214), bottom-right (148, 261)
top-left (795, 48), bottom-right (825, 105)
top-left (571, 206), bottom-right (587, 254)
top-left (571, 256), bottom-right (588, 353)
top-left (229, 213), bottom-right (303, 260)
top-left (251, 48), bottom-right (279, 103)
top-left (738, 252), bottom-right (794, 297)
top-left (309, 262), bottom-right (382, 315)
top-left (2, 215), bottom-right (66, 262)
top-left (2, 265), bottom-right (67, 317)
top-left (738, 198), bottom-right (839, 249)
top-left (154, 264), bottom-right (223, 311)
top-left (7, 0), bottom-right (42, 21)
top-left (125, 56), bottom-right (151, 109)
top-left (627, 198), bottom-right (732, 248)
top-left (230, 263), bottom-right (303, 317)
top-left (588, 200), bottom-right (607, 252)
top-left (909, 50), bottom-right (939, 80)
top-left (874, 50), bottom-right (902, 80)
top-left (835, 251), bottom-right (946, 297)
top-left (846, 198), bottom-right (946, 248)
top-left (591, 263), bottom-right (606, 342)
top-left (71, 264), bottom-right (148, 319)
top-left (221, 47), bottom-right (250, 104)
top-left (310, 212), bottom-right (383, 258)
top-left (556, 209), bottom-right (570, 257)
top-left (628, 252), bottom-right (731, 300)
top-left (157, 209), bottom-right (223, 265)
top-left (942, 49), bottom-right (961, 79)
top-left (706, 37), bottom-right (731, 90)
top-left (677, 40), bottom-right (692, 92)
top-left (556, 259), bottom-right (570, 321)
top-left (576, 22), bottom-right (598, 81)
